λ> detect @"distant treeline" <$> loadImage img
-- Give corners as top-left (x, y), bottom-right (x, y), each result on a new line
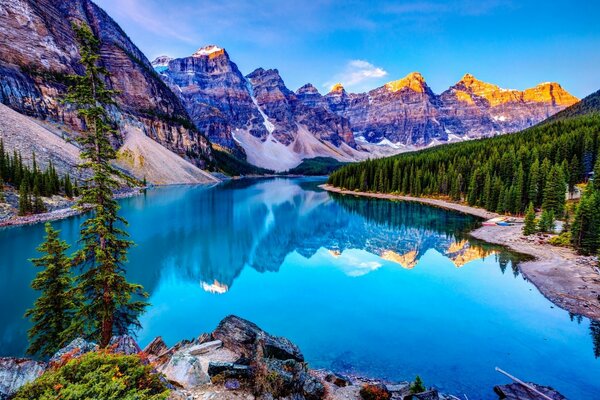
top-left (328, 114), bottom-right (600, 255)
top-left (329, 115), bottom-right (600, 216)
top-left (0, 138), bottom-right (78, 214)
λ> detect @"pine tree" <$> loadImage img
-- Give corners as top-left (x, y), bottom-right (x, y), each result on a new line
top-left (66, 23), bottom-right (148, 347)
top-left (571, 189), bottom-right (600, 254)
top-left (25, 223), bottom-right (78, 357)
top-left (542, 165), bottom-right (566, 217)
top-left (523, 203), bottom-right (537, 236)
top-left (410, 376), bottom-right (426, 394)
top-left (32, 182), bottom-right (46, 214)
top-left (18, 179), bottom-right (31, 216)
top-left (538, 209), bottom-right (556, 233)
top-left (64, 174), bottom-right (73, 198)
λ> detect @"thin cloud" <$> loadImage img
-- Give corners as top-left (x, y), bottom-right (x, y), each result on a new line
top-left (324, 60), bottom-right (388, 92)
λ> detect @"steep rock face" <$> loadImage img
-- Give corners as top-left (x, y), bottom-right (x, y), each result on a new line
top-left (155, 46), bottom-right (266, 155)
top-left (0, 358), bottom-right (46, 399)
top-left (246, 68), bottom-right (356, 148)
top-left (324, 72), bottom-right (578, 146)
top-left (157, 52), bottom-right (360, 170)
top-left (326, 73), bottom-right (445, 145)
top-left (438, 74), bottom-right (579, 138)
top-left (0, 0), bottom-right (212, 168)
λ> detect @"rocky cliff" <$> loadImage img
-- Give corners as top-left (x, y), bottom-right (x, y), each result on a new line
top-left (154, 51), bottom-right (363, 171)
top-left (0, 0), bottom-right (214, 174)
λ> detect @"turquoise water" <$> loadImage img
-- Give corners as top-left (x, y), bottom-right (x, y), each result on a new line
top-left (0, 177), bottom-right (598, 399)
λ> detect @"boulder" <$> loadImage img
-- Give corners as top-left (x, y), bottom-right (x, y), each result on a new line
top-left (325, 372), bottom-right (351, 387)
top-left (143, 336), bottom-right (169, 357)
top-left (189, 340), bottom-right (223, 356)
top-left (109, 335), bottom-right (142, 355)
top-left (50, 337), bottom-right (98, 364)
top-left (213, 315), bottom-right (304, 362)
top-left (0, 357), bottom-right (46, 399)
top-left (263, 359), bottom-right (325, 400)
top-left (385, 382), bottom-right (410, 399)
top-left (157, 352), bottom-right (210, 389)
top-left (410, 389), bottom-right (439, 400)
top-left (207, 362), bottom-right (253, 379)
top-left (494, 382), bottom-right (567, 400)
top-left (198, 333), bottom-right (214, 344)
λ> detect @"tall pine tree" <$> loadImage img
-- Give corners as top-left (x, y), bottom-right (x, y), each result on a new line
top-left (25, 223), bottom-right (78, 357)
top-left (66, 23), bottom-right (147, 347)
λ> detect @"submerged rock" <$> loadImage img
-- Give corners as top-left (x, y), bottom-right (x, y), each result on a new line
top-left (0, 358), bottom-right (46, 399)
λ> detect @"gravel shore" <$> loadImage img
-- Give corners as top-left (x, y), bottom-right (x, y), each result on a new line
top-left (321, 184), bottom-right (600, 321)
top-left (0, 188), bottom-right (143, 229)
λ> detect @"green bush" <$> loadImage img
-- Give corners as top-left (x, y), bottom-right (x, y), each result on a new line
top-left (13, 351), bottom-right (169, 400)
top-left (549, 231), bottom-right (572, 247)
top-left (409, 375), bottom-right (426, 394)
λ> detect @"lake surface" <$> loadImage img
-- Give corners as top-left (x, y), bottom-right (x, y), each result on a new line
top-left (0, 177), bottom-right (598, 399)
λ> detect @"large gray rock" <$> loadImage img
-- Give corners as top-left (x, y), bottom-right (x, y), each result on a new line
top-left (109, 335), bottom-right (142, 355)
top-left (157, 352), bottom-right (210, 389)
top-left (263, 359), bottom-right (325, 400)
top-left (0, 358), bottom-right (46, 399)
top-left (207, 361), bottom-right (253, 379)
top-left (494, 382), bottom-right (567, 400)
top-left (49, 337), bottom-right (98, 364)
top-left (213, 315), bottom-right (304, 362)
top-left (143, 336), bottom-right (168, 357)
top-left (410, 389), bottom-right (439, 400)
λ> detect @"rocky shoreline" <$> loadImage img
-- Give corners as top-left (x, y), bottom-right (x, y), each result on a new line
top-left (321, 184), bottom-right (600, 322)
top-left (0, 316), bottom-right (566, 400)
top-left (0, 188), bottom-right (144, 229)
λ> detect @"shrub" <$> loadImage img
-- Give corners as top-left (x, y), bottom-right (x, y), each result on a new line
top-left (359, 384), bottom-right (390, 400)
top-left (409, 375), bottom-right (426, 394)
top-left (13, 351), bottom-right (169, 400)
top-left (549, 231), bottom-right (572, 247)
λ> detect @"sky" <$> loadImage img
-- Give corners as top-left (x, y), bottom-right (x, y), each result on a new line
top-left (94, 0), bottom-right (600, 98)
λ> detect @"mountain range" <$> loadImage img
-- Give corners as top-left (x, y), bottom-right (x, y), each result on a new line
top-left (153, 47), bottom-right (577, 171)
top-left (0, 0), bottom-right (582, 177)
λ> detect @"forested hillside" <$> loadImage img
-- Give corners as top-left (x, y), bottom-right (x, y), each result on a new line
top-left (330, 115), bottom-right (600, 213)
top-left (328, 111), bottom-right (600, 254)
top-left (545, 89), bottom-right (600, 122)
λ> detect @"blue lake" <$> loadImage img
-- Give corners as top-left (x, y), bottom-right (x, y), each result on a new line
top-left (0, 177), bottom-right (598, 399)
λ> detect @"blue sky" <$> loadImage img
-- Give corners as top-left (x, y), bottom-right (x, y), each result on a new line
top-left (95, 0), bottom-right (599, 98)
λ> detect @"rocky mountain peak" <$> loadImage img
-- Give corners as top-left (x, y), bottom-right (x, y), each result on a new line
top-left (193, 45), bottom-right (225, 59)
top-left (524, 82), bottom-right (578, 106)
top-left (151, 55), bottom-right (173, 72)
top-left (455, 73), bottom-right (501, 93)
top-left (329, 83), bottom-right (346, 94)
top-left (296, 83), bottom-right (320, 95)
top-left (385, 72), bottom-right (428, 93)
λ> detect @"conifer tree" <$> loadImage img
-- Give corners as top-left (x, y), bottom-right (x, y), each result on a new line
top-left (66, 22), bottom-right (147, 347)
top-left (542, 165), bottom-right (566, 217)
top-left (538, 209), bottom-right (555, 233)
top-left (32, 184), bottom-right (46, 214)
top-left (523, 203), bottom-right (537, 236)
top-left (18, 179), bottom-right (31, 216)
top-left (25, 223), bottom-right (78, 357)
